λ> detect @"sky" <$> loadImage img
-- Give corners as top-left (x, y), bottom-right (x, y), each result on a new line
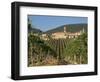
top-left (28, 15), bottom-right (87, 32)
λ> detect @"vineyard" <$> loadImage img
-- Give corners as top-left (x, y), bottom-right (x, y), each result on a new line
top-left (28, 32), bottom-right (88, 66)
top-left (45, 39), bottom-right (68, 61)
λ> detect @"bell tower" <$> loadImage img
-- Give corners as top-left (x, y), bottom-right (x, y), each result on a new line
top-left (64, 26), bottom-right (66, 33)
top-left (82, 28), bottom-right (85, 33)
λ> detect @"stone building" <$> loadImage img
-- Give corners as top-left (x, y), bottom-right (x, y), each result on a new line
top-left (51, 26), bottom-right (84, 39)
top-left (42, 26), bottom-right (84, 40)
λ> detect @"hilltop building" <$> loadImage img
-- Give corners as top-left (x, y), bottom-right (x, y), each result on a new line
top-left (41, 26), bottom-right (85, 40)
top-left (41, 34), bottom-right (49, 40)
top-left (52, 26), bottom-right (84, 39)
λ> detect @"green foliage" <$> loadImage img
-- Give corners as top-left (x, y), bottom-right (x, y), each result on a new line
top-left (28, 33), bottom-right (57, 66)
top-left (28, 18), bottom-right (32, 30)
top-left (64, 33), bottom-right (87, 64)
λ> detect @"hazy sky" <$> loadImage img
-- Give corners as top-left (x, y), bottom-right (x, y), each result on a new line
top-left (28, 15), bottom-right (87, 32)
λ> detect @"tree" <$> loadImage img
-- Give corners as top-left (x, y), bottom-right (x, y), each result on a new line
top-left (28, 18), bottom-right (32, 30)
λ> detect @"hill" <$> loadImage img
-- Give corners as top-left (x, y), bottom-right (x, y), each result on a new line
top-left (45, 23), bottom-right (87, 34)
top-left (28, 27), bottom-right (42, 33)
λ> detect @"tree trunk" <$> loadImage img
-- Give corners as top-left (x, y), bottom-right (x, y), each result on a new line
top-left (80, 55), bottom-right (81, 64)
top-left (74, 55), bottom-right (76, 64)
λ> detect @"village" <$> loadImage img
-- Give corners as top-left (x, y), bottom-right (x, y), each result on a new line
top-left (41, 26), bottom-right (85, 40)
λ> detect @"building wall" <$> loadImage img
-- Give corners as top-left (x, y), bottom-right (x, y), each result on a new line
top-left (41, 26), bottom-right (83, 40)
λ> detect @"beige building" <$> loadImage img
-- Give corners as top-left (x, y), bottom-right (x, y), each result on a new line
top-left (52, 32), bottom-right (66, 39)
top-left (41, 34), bottom-right (49, 40)
top-left (51, 26), bottom-right (84, 39)
top-left (41, 26), bottom-right (84, 40)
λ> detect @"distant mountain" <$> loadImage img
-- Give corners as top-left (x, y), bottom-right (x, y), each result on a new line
top-left (28, 27), bottom-right (42, 33)
top-left (45, 23), bottom-right (87, 34)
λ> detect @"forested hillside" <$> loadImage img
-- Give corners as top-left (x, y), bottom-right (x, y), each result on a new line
top-left (45, 24), bottom-right (87, 34)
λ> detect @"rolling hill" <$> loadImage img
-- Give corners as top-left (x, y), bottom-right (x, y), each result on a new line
top-left (28, 27), bottom-right (42, 33)
top-left (28, 23), bottom-right (87, 34)
top-left (45, 23), bottom-right (87, 34)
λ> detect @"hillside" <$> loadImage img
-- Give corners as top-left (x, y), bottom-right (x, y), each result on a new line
top-left (45, 23), bottom-right (87, 34)
top-left (28, 27), bottom-right (42, 33)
